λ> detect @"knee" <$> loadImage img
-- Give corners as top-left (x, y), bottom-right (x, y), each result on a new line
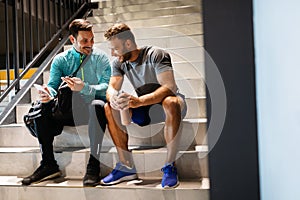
top-left (104, 103), bottom-right (114, 120)
top-left (89, 100), bottom-right (105, 116)
top-left (162, 96), bottom-right (180, 112)
top-left (91, 99), bottom-right (105, 108)
top-left (104, 103), bottom-right (113, 118)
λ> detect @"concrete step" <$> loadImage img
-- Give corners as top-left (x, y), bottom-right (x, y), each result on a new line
top-left (96, 0), bottom-right (185, 10)
top-left (176, 78), bottom-right (206, 98)
top-left (131, 26), bottom-right (202, 39)
top-left (0, 146), bottom-right (209, 179)
top-left (93, 22), bottom-right (203, 43)
top-left (93, 5), bottom-right (201, 22)
top-left (94, 3), bottom-right (201, 16)
top-left (89, 13), bottom-right (202, 28)
top-left (169, 46), bottom-right (205, 64)
top-left (94, 32), bottom-right (203, 48)
top-left (97, 0), bottom-right (201, 8)
top-left (0, 176), bottom-right (209, 200)
top-left (173, 61), bottom-right (205, 80)
top-left (0, 118), bottom-right (207, 148)
top-left (134, 34), bottom-right (203, 49)
top-left (127, 118), bottom-right (207, 148)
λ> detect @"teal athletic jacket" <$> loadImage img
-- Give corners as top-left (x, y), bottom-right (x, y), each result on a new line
top-left (47, 47), bottom-right (111, 102)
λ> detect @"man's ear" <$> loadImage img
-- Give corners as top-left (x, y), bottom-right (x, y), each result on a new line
top-left (69, 35), bottom-right (75, 44)
top-left (125, 39), bottom-right (131, 48)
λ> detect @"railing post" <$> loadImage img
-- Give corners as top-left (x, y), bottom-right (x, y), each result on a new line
top-left (67, 0), bottom-right (73, 16)
top-left (48, 0), bottom-right (51, 40)
top-left (58, 0), bottom-right (62, 29)
top-left (72, 0), bottom-right (75, 13)
top-left (42, 0), bottom-right (46, 46)
top-left (21, 0), bottom-right (27, 69)
top-left (63, 0), bottom-right (67, 24)
top-left (5, 0), bottom-right (11, 88)
top-left (12, 0), bottom-right (20, 92)
top-left (54, 0), bottom-right (57, 31)
top-left (29, 0), bottom-right (33, 60)
top-left (35, 0), bottom-right (40, 52)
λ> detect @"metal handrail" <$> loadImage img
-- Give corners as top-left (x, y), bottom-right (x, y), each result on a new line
top-left (0, 0), bottom-right (92, 124)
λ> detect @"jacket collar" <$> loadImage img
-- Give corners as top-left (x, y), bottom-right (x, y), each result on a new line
top-left (71, 47), bottom-right (87, 59)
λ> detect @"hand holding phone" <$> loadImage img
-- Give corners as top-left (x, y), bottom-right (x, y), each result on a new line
top-left (33, 84), bottom-right (50, 95)
top-left (33, 84), bottom-right (53, 103)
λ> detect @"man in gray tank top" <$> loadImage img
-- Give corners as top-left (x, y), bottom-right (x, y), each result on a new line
top-left (101, 23), bottom-right (187, 188)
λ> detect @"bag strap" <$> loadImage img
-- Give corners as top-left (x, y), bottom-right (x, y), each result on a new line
top-left (57, 50), bottom-right (92, 91)
top-left (71, 50), bottom-right (92, 77)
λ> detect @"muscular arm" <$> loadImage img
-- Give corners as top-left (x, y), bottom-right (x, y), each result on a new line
top-left (129, 70), bottom-right (177, 108)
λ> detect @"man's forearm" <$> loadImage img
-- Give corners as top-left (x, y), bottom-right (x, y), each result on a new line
top-left (138, 86), bottom-right (175, 106)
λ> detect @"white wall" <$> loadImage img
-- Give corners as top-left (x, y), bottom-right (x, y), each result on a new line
top-left (253, 0), bottom-right (300, 200)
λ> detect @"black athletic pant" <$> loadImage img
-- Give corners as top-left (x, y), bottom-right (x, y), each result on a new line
top-left (34, 99), bottom-right (106, 166)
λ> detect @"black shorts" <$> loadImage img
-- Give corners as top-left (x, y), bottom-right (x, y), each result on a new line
top-left (131, 93), bottom-right (187, 127)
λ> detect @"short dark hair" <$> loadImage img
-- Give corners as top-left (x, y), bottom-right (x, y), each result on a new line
top-left (104, 23), bottom-right (136, 43)
top-left (69, 19), bottom-right (93, 38)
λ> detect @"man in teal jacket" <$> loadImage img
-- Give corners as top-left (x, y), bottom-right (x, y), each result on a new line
top-left (22, 19), bottom-right (111, 187)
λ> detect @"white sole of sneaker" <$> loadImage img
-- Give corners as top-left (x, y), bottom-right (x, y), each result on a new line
top-left (100, 174), bottom-right (138, 186)
top-left (163, 181), bottom-right (180, 189)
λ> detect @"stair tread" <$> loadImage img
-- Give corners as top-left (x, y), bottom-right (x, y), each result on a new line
top-left (0, 146), bottom-right (209, 179)
top-left (96, 1), bottom-right (200, 8)
top-left (17, 95), bottom-right (206, 106)
top-left (90, 13), bottom-right (202, 26)
top-left (0, 176), bottom-right (209, 200)
top-left (95, 5), bottom-right (200, 16)
top-left (0, 145), bottom-right (208, 154)
top-left (0, 175), bottom-right (209, 189)
top-left (0, 117), bottom-right (207, 127)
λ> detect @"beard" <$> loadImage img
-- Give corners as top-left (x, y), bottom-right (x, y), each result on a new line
top-left (120, 51), bottom-right (132, 63)
top-left (81, 47), bottom-right (92, 55)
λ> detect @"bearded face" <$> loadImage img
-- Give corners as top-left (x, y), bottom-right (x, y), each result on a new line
top-left (109, 38), bottom-right (133, 63)
top-left (71, 30), bottom-right (94, 55)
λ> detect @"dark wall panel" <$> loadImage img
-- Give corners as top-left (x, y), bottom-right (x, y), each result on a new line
top-left (203, 0), bottom-right (260, 200)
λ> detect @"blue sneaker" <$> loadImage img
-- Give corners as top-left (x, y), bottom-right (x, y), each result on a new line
top-left (161, 163), bottom-right (179, 188)
top-left (101, 162), bottom-right (137, 185)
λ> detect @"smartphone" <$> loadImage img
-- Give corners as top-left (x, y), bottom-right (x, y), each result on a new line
top-left (33, 84), bottom-right (50, 95)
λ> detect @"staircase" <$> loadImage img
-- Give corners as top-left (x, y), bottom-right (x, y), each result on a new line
top-left (0, 0), bottom-right (208, 199)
